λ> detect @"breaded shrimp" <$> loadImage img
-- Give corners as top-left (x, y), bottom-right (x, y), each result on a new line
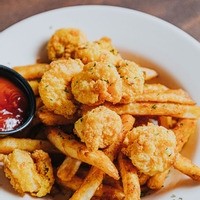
top-left (47, 28), bottom-right (87, 61)
top-left (39, 58), bottom-right (83, 118)
top-left (74, 38), bottom-right (121, 65)
top-left (3, 149), bottom-right (54, 197)
top-left (74, 106), bottom-right (122, 151)
top-left (71, 61), bottom-right (122, 105)
top-left (95, 37), bottom-right (119, 55)
top-left (122, 123), bottom-right (176, 176)
top-left (117, 59), bottom-right (145, 103)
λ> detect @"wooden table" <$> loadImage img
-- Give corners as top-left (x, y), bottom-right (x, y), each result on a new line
top-left (0, 0), bottom-right (200, 42)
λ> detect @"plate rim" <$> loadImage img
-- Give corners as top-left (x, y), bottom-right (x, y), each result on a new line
top-left (1, 5), bottom-right (200, 48)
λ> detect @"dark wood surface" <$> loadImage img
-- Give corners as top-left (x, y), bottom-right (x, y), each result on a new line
top-left (0, 0), bottom-right (200, 42)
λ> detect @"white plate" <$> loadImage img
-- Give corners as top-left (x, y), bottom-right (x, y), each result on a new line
top-left (0, 5), bottom-right (200, 200)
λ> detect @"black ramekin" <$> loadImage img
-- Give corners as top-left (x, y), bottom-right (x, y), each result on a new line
top-left (0, 64), bottom-right (36, 136)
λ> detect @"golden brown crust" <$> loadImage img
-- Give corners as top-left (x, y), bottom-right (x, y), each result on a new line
top-left (3, 149), bottom-right (54, 197)
top-left (117, 59), bottom-right (145, 103)
top-left (39, 58), bottom-right (83, 118)
top-left (71, 61), bottom-right (122, 105)
top-left (47, 28), bottom-right (87, 61)
top-left (74, 37), bottom-right (121, 65)
top-left (122, 123), bottom-right (177, 176)
top-left (74, 106), bottom-right (122, 151)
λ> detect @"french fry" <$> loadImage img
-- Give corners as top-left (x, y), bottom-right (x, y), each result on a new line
top-left (0, 154), bottom-right (6, 162)
top-left (80, 85), bottom-right (173, 115)
top-left (57, 157), bottom-right (82, 182)
top-left (47, 127), bottom-right (119, 180)
top-left (57, 175), bottom-right (83, 191)
top-left (120, 114), bottom-right (136, 144)
top-left (140, 67), bottom-right (158, 81)
top-left (96, 182), bottom-right (125, 199)
top-left (69, 166), bottom-right (105, 200)
top-left (0, 137), bottom-right (58, 154)
top-left (143, 83), bottom-right (168, 93)
top-left (37, 106), bottom-right (77, 125)
top-left (147, 169), bottom-right (170, 190)
top-left (103, 174), bottom-right (123, 190)
top-left (118, 153), bottom-right (141, 200)
top-left (159, 116), bottom-right (174, 129)
top-left (174, 153), bottom-right (200, 181)
top-left (36, 97), bottom-right (44, 110)
top-left (13, 63), bottom-right (50, 80)
top-left (28, 80), bottom-right (40, 96)
top-left (57, 175), bottom-right (125, 199)
top-left (106, 102), bottom-right (200, 118)
top-left (69, 115), bottom-right (135, 200)
top-left (173, 119), bottom-right (197, 152)
top-left (134, 89), bottom-right (195, 105)
top-left (137, 172), bottom-right (149, 186)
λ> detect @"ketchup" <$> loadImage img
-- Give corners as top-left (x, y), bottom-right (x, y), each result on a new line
top-left (0, 77), bottom-right (28, 131)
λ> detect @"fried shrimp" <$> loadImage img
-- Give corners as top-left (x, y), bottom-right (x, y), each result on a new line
top-left (117, 59), bottom-right (145, 103)
top-left (39, 58), bottom-right (83, 118)
top-left (3, 149), bottom-right (54, 197)
top-left (47, 28), bottom-right (88, 61)
top-left (74, 38), bottom-right (121, 65)
top-left (122, 123), bottom-right (176, 176)
top-left (95, 37), bottom-right (120, 55)
top-left (71, 61), bottom-right (122, 105)
top-left (74, 106), bottom-right (122, 151)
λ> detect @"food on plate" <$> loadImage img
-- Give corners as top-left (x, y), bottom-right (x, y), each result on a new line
top-left (38, 58), bottom-right (83, 118)
top-left (28, 80), bottom-right (40, 96)
top-left (47, 127), bottom-right (119, 180)
top-left (141, 66), bottom-right (158, 81)
top-left (74, 106), bottom-right (122, 151)
top-left (122, 123), bottom-right (177, 176)
top-left (36, 105), bottom-right (78, 125)
top-left (0, 137), bottom-right (58, 154)
top-left (2, 149), bottom-right (54, 197)
top-left (173, 118), bottom-right (197, 152)
top-left (1, 27), bottom-right (200, 200)
top-left (118, 152), bottom-right (141, 200)
top-left (134, 88), bottom-right (195, 104)
top-left (13, 63), bottom-right (50, 80)
top-left (74, 37), bottom-right (121, 65)
top-left (47, 28), bottom-right (88, 61)
top-left (71, 61), bottom-right (123, 105)
top-left (143, 83), bottom-right (168, 92)
top-left (57, 174), bottom-right (125, 199)
top-left (173, 153), bottom-right (200, 181)
top-left (117, 59), bottom-right (145, 103)
top-left (57, 157), bottom-right (82, 182)
top-left (67, 114), bottom-right (135, 200)
top-left (147, 118), bottom-right (197, 190)
top-left (105, 102), bottom-right (200, 118)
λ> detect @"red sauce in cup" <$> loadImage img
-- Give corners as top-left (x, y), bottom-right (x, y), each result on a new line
top-left (0, 77), bottom-right (28, 131)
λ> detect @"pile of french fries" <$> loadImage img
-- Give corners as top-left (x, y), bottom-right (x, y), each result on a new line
top-left (1, 29), bottom-right (200, 200)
